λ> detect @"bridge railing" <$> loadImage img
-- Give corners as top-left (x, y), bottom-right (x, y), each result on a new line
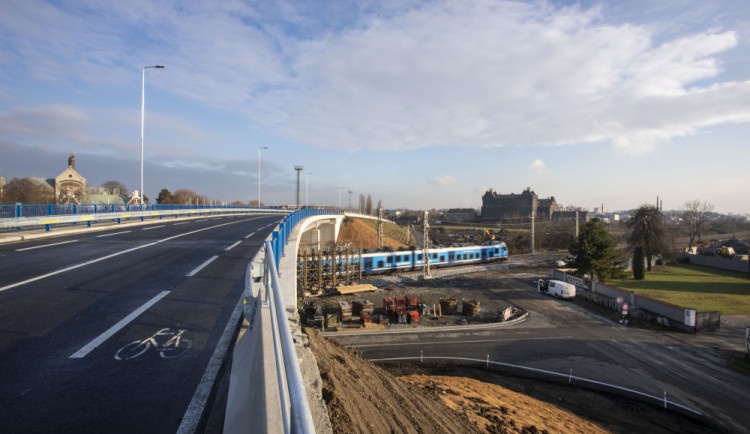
top-left (0, 204), bottom-right (292, 230)
top-left (225, 208), bottom-right (341, 433)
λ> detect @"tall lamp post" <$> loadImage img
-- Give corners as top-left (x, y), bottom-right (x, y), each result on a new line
top-left (258, 146), bottom-right (268, 207)
top-left (140, 65), bottom-right (164, 206)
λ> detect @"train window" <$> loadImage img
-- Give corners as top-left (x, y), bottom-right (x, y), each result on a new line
top-left (417, 254), bottom-right (423, 260)
top-left (377, 261), bottom-right (384, 268)
top-left (432, 253), bottom-right (438, 259)
top-left (386, 256), bottom-right (392, 263)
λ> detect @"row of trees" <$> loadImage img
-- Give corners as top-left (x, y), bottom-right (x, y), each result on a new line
top-left (567, 200), bottom-right (718, 282)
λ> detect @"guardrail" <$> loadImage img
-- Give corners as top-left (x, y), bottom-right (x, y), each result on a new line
top-left (225, 208), bottom-right (341, 433)
top-left (0, 204), bottom-right (305, 231)
top-left (371, 356), bottom-right (702, 418)
top-left (264, 240), bottom-right (315, 433)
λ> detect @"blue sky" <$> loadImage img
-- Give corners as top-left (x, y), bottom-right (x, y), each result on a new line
top-left (1, 0), bottom-right (749, 213)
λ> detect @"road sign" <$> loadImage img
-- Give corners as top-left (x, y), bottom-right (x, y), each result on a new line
top-left (616, 297), bottom-right (624, 304)
top-left (621, 303), bottom-right (630, 315)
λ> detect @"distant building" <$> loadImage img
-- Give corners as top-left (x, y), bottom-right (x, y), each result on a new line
top-left (481, 188), bottom-right (558, 220)
top-left (55, 154), bottom-right (87, 204)
top-left (552, 210), bottom-right (589, 222)
top-left (445, 208), bottom-right (477, 222)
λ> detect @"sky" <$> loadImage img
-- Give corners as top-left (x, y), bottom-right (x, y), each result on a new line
top-left (1, 0), bottom-right (749, 214)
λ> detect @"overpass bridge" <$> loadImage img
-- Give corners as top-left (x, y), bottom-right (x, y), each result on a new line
top-left (0, 205), bottom-right (389, 433)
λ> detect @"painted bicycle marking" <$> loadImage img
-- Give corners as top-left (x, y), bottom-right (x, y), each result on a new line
top-left (115, 328), bottom-right (192, 360)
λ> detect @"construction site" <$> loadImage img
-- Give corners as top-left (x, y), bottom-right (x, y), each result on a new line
top-left (297, 215), bottom-right (522, 331)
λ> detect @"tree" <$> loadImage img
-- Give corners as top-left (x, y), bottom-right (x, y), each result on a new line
top-left (172, 189), bottom-right (199, 205)
top-left (366, 194), bottom-right (373, 215)
top-left (681, 200), bottom-right (713, 249)
top-left (1, 177), bottom-right (54, 204)
top-left (627, 205), bottom-right (668, 272)
top-left (156, 188), bottom-right (173, 204)
top-left (102, 180), bottom-right (128, 196)
top-left (568, 218), bottom-right (625, 282)
top-left (632, 246), bottom-right (645, 280)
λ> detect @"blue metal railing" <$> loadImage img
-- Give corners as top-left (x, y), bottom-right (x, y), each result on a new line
top-left (268, 208), bottom-right (339, 273)
top-left (0, 203), bottom-right (284, 219)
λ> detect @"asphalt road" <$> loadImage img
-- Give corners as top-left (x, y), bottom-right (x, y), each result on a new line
top-left (330, 269), bottom-right (750, 432)
top-left (0, 215), bottom-right (281, 433)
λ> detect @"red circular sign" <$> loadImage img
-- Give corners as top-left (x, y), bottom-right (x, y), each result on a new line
top-left (621, 303), bottom-right (630, 311)
top-left (616, 297), bottom-right (624, 303)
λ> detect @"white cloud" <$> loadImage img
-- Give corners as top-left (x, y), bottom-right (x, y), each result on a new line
top-left (431, 175), bottom-right (459, 186)
top-left (1, 0), bottom-right (749, 157)
top-left (528, 159), bottom-right (545, 172)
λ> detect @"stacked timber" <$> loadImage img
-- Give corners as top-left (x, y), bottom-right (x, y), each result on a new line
top-left (352, 299), bottom-right (374, 317)
top-left (439, 298), bottom-right (458, 315)
top-left (462, 299), bottom-right (480, 317)
top-left (338, 301), bottom-right (352, 321)
top-left (336, 283), bottom-right (377, 295)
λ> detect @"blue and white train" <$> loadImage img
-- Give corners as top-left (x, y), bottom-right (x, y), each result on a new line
top-left (360, 241), bottom-right (508, 275)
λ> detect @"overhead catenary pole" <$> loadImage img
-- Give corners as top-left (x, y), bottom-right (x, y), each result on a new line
top-left (377, 207), bottom-right (383, 249)
top-left (140, 65), bottom-right (164, 206)
top-left (423, 211), bottom-right (431, 278)
top-left (294, 165), bottom-right (303, 208)
top-left (530, 211), bottom-right (535, 254)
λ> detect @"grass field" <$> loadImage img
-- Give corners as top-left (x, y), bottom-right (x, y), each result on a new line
top-left (610, 263), bottom-right (750, 314)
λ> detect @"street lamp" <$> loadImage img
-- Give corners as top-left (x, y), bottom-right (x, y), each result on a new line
top-left (258, 146), bottom-right (268, 207)
top-left (140, 65), bottom-right (164, 206)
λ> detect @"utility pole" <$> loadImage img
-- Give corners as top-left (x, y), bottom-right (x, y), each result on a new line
top-left (530, 211), bottom-right (535, 254)
top-left (377, 207), bottom-right (384, 249)
top-left (294, 165), bottom-right (303, 208)
top-left (423, 211), bottom-right (431, 278)
top-left (348, 190), bottom-right (352, 211)
top-left (575, 211), bottom-right (579, 239)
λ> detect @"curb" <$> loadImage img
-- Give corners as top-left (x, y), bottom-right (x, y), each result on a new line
top-left (323, 312), bottom-right (530, 337)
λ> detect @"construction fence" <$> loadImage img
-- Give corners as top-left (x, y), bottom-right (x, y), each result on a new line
top-left (550, 269), bottom-right (720, 333)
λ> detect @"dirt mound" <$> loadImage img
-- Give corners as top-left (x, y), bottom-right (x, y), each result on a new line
top-left (304, 327), bottom-right (610, 433)
top-left (401, 374), bottom-right (609, 433)
top-left (304, 327), bottom-right (480, 433)
top-left (337, 218), bottom-right (409, 250)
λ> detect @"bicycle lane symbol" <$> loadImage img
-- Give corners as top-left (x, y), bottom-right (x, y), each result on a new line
top-left (115, 328), bottom-right (192, 361)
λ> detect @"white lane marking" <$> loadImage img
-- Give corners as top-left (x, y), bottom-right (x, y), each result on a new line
top-left (0, 218), bottom-right (255, 293)
top-left (224, 241), bottom-right (242, 251)
top-left (16, 240), bottom-right (78, 252)
top-left (96, 231), bottom-right (131, 238)
top-left (186, 255), bottom-right (219, 277)
top-left (69, 290), bottom-right (171, 359)
top-left (142, 225), bottom-right (166, 231)
top-left (244, 232), bottom-right (256, 239)
top-left (174, 222), bottom-right (190, 225)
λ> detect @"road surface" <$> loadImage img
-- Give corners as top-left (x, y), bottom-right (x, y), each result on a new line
top-left (0, 215), bottom-right (280, 433)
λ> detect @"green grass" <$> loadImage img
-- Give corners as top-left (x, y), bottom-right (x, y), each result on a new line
top-left (609, 263), bottom-right (750, 314)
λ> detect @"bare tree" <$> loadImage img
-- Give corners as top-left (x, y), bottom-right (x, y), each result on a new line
top-left (2, 177), bottom-right (54, 204)
top-left (366, 194), bottom-right (373, 215)
top-left (102, 180), bottom-right (128, 195)
top-left (681, 200), bottom-right (713, 249)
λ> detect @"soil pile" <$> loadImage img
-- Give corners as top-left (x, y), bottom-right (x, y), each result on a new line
top-left (401, 374), bottom-right (609, 433)
top-left (336, 218), bottom-right (409, 250)
top-left (304, 328), bottom-right (610, 433)
top-left (305, 327), bottom-right (480, 433)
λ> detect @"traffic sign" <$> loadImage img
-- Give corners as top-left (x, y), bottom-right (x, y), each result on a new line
top-left (616, 297), bottom-right (624, 304)
top-left (622, 303), bottom-right (629, 311)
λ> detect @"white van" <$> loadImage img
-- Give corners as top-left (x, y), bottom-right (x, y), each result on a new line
top-left (538, 279), bottom-right (576, 299)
